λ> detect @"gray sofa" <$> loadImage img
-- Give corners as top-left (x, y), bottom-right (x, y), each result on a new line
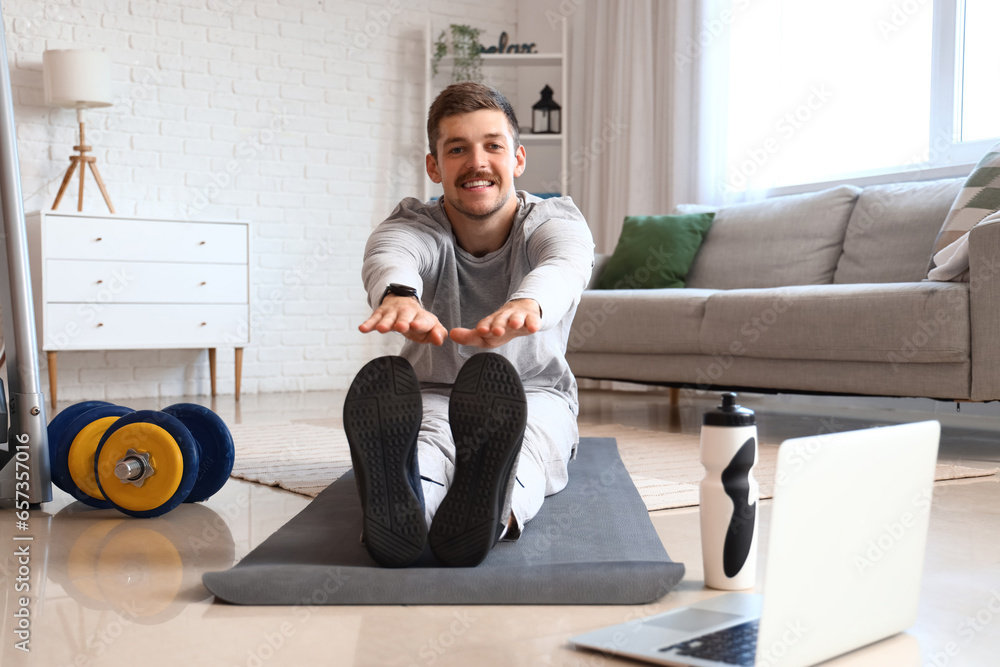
top-left (567, 177), bottom-right (1000, 401)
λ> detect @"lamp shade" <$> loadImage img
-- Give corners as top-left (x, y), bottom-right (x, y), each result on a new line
top-left (42, 50), bottom-right (113, 108)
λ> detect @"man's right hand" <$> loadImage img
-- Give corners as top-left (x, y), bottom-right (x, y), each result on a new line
top-left (358, 295), bottom-right (447, 346)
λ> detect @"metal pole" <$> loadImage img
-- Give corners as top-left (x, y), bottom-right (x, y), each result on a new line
top-left (0, 0), bottom-right (51, 505)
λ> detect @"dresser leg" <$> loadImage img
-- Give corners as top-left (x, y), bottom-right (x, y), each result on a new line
top-left (235, 348), bottom-right (243, 401)
top-left (209, 348), bottom-right (217, 396)
top-left (47, 351), bottom-right (58, 411)
top-left (669, 387), bottom-right (679, 406)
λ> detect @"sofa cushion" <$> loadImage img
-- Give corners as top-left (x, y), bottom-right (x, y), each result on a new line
top-left (685, 185), bottom-right (861, 289)
top-left (698, 282), bottom-right (969, 363)
top-left (834, 178), bottom-right (964, 284)
top-left (569, 288), bottom-right (719, 355)
top-left (596, 212), bottom-right (715, 290)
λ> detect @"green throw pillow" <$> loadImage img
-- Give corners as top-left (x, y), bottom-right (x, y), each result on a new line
top-left (596, 212), bottom-right (715, 289)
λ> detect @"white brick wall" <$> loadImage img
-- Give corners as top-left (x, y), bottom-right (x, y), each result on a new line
top-left (1, 0), bottom-right (524, 403)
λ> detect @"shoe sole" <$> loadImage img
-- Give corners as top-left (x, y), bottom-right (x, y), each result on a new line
top-left (343, 356), bottom-right (426, 568)
top-left (429, 353), bottom-right (527, 567)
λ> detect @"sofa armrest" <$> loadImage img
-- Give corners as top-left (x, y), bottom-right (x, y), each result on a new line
top-left (968, 218), bottom-right (1000, 399)
top-left (585, 253), bottom-right (610, 291)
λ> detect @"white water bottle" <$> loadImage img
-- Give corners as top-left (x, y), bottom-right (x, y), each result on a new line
top-left (700, 392), bottom-right (759, 590)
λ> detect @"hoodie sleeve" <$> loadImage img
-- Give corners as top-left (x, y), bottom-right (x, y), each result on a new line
top-left (509, 197), bottom-right (595, 331)
top-left (362, 198), bottom-right (439, 310)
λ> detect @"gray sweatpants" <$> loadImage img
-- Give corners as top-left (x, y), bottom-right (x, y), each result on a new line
top-left (416, 388), bottom-right (579, 538)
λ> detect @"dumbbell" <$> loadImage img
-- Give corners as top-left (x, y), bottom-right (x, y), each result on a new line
top-left (48, 402), bottom-right (235, 518)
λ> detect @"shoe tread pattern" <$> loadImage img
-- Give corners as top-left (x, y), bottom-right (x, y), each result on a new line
top-left (343, 356), bottom-right (426, 567)
top-left (430, 354), bottom-right (527, 567)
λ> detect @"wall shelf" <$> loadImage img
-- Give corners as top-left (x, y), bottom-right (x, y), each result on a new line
top-left (519, 133), bottom-right (563, 143)
top-left (436, 53), bottom-right (562, 67)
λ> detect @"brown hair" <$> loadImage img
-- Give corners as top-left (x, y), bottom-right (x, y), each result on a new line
top-left (426, 82), bottom-right (520, 158)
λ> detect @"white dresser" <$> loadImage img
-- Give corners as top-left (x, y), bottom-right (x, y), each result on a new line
top-left (26, 211), bottom-right (250, 409)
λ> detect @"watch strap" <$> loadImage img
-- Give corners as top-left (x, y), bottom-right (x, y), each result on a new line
top-left (380, 283), bottom-right (419, 305)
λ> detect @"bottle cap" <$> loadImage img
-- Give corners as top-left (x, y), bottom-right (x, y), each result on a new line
top-left (703, 392), bottom-right (756, 426)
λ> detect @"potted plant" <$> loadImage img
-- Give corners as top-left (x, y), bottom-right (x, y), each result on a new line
top-left (432, 24), bottom-right (484, 83)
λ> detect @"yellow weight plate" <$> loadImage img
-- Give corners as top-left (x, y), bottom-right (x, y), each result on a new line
top-left (96, 423), bottom-right (185, 513)
top-left (94, 526), bottom-right (183, 617)
top-left (68, 416), bottom-right (121, 501)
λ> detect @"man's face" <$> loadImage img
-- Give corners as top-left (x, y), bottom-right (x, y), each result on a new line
top-left (426, 109), bottom-right (526, 221)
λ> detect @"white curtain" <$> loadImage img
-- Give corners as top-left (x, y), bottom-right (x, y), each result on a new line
top-left (568, 0), bottom-right (719, 253)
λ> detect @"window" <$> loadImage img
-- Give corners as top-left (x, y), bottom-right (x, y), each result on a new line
top-left (958, 0), bottom-right (1000, 142)
top-left (717, 0), bottom-right (997, 199)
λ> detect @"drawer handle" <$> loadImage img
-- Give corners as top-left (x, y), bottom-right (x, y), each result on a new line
top-left (96, 280), bottom-right (103, 284)
top-left (95, 237), bottom-right (102, 242)
top-left (200, 322), bottom-right (207, 326)
top-left (97, 323), bottom-right (104, 328)
top-left (199, 241), bottom-right (206, 245)
top-left (200, 281), bottom-right (207, 286)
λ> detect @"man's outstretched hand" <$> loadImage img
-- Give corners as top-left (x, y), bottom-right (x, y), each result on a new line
top-left (449, 299), bottom-right (542, 349)
top-left (359, 295), bottom-right (448, 346)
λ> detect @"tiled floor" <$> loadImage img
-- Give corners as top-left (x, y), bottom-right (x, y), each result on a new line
top-left (2, 388), bottom-right (999, 666)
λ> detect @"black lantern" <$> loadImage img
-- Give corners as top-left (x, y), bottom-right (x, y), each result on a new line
top-left (532, 85), bottom-right (561, 134)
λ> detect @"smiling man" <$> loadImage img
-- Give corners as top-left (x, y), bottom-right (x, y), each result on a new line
top-left (344, 82), bottom-right (594, 568)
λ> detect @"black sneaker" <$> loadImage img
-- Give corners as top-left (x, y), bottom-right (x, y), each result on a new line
top-left (429, 353), bottom-right (527, 567)
top-left (343, 356), bottom-right (426, 568)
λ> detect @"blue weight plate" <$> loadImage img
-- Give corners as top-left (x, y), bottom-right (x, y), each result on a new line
top-left (55, 405), bottom-right (134, 509)
top-left (161, 403), bottom-right (235, 503)
top-left (47, 401), bottom-right (116, 491)
top-left (94, 410), bottom-right (200, 519)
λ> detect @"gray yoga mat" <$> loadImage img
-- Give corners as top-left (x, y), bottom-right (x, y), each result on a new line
top-left (203, 437), bottom-right (685, 605)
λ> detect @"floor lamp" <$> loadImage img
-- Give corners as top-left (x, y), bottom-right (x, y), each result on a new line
top-left (43, 49), bottom-right (115, 214)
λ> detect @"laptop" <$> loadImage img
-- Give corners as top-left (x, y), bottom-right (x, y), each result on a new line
top-left (570, 420), bottom-right (940, 667)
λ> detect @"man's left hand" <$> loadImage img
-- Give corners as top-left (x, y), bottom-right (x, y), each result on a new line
top-left (449, 299), bottom-right (542, 348)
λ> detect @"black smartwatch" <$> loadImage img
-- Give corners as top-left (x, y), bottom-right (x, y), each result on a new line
top-left (380, 282), bottom-right (419, 305)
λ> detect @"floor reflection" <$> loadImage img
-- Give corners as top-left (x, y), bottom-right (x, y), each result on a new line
top-left (45, 501), bottom-right (235, 625)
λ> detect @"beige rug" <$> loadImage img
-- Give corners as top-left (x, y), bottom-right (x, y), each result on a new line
top-left (228, 420), bottom-right (999, 512)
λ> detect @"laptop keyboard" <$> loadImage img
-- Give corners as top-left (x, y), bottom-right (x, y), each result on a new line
top-left (660, 619), bottom-right (759, 666)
